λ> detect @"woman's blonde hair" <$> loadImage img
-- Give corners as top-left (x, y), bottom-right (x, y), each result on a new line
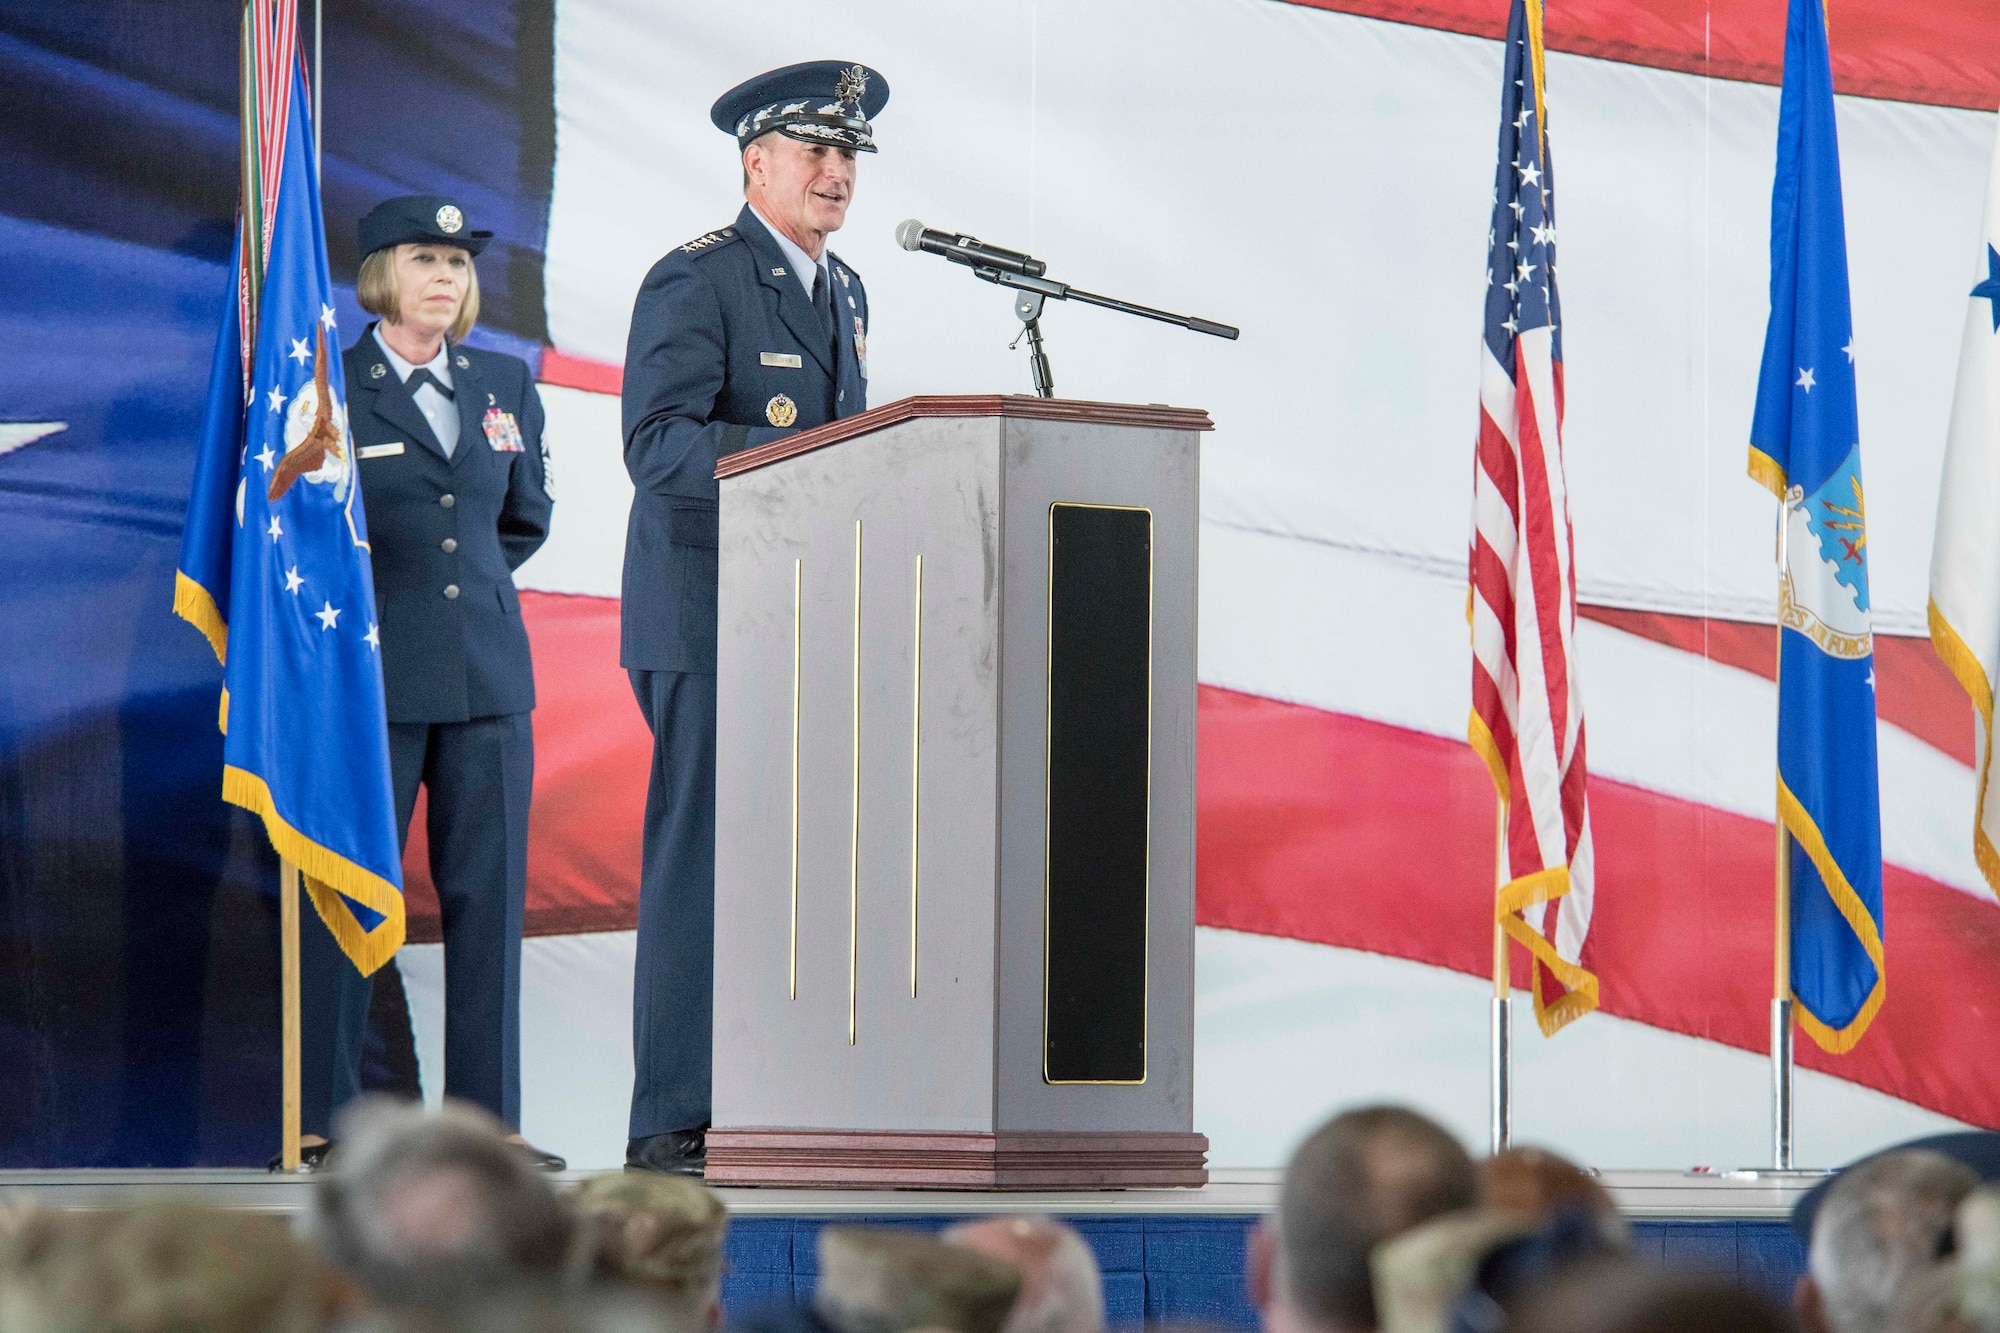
top-left (356, 243), bottom-right (480, 342)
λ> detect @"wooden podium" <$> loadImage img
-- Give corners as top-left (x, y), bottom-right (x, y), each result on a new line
top-left (705, 396), bottom-right (1210, 1189)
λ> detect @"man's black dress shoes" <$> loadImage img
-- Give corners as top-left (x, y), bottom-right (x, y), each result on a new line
top-left (515, 1141), bottom-right (567, 1172)
top-left (626, 1126), bottom-right (707, 1176)
top-left (265, 1140), bottom-right (333, 1173)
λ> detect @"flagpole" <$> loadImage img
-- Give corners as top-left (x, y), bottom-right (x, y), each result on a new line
top-left (280, 857), bottom-right (302, 1171)
top-left (1490, 796), bottom-right (1511, 1154)
top-left (1771, 495), bottom-right (1795, 1171)
top-left (312, 0), bottom-right (321, 181)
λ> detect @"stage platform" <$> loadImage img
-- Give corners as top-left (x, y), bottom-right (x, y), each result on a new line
top-left (0, 1169), bottom-right (1819, 1326)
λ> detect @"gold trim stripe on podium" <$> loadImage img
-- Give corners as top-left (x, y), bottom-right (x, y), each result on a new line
top-left (910, 553), bottom-right (924, 999)
top-left (849, 520), bottom-right (862, 1046)
top-left (789, 557), bottom-right (802, 1001)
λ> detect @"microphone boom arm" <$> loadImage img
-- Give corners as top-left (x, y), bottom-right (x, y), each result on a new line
top-left (973, 266), bottom-right (1240, 341)
top-left (965, 264), bottom-right (1238, 400)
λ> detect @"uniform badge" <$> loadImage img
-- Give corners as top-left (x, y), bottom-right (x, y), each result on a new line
top-left (854, 318), bottom-right (868, 379)
top-left (483, 407), bottom-right (524, 452)
top-left (436, 205), bottom-right (464, 234)
top-left (766, 394), bottom-right (798, 427)
top-left (455, 354), bottom-right (471, 369)
top-left (369, 363), bottom-right (386, 379)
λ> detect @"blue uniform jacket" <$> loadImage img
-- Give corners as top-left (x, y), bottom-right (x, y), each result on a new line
top-left (345, 325), bottom-right (553, 723)
top-left (619, 203), bottom-right (870, 672)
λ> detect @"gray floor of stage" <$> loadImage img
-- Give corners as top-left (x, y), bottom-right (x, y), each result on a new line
top-left (0, 1168), bottom-right (1817, 1221)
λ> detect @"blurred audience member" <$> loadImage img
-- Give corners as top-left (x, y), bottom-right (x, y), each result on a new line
top-left (309, 1097), bottom-right (574, 1310)
top-left (0, 1201), bottom-right (340, 1333)
top-left (1508, 1262), bottom-right (1794, 1333)
top-left (1373, 1211), bottom-right (1534, 1333)
top-left (811, 1226), bottom-right (1018, 1333)
top-left (942, 1217), bottom-right (1104, 1333)
top-left (339, 1289), bottom-right (674, 1333)
top-left (1374, 1146), bottom-right (1626, 1333)
top-left (1249, 1105), bottom-right (1478, 1333)
top-left (1894, 1185), bottom-right (2000, 1333)
top-left (1479, 1149), bottom-right (1623, 1246)
top-left (1795, 1150), bottom-right (1976, 1333)
top-left (571, 1173), bottom-right (728, 1329)
top-left (1795, 1136), bottom-right (2000, 1244)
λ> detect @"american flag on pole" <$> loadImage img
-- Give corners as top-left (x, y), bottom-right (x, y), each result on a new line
top-left (1467, 0), bottom-right (1598, 1036)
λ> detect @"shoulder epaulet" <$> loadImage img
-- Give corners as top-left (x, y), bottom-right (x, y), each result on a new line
top-left (678, 227), bottom-right (741, 257)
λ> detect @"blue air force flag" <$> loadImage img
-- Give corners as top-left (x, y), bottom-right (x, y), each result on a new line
top-left (174, 57), bottom-right (404, 973)
top-left (1746, 0), bottom-right (1884, 1053)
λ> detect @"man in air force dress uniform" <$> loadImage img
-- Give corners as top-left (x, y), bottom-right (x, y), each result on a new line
top-left (619, 61), bottom-right (887, 1175)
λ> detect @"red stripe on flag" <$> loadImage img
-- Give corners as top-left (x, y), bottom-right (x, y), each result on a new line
top-left (1578, 605), bottom-right (1975, 767)
top-left (539, 348), bottom-right (625, 396)
top-left (1510, 347), bottom-right (1576, 826)
top-left (1272, 0), bottom-right (2000, 111)
top-left (1196, 685), bottom-right (2000, 1129)
top-left (472, 598), bottom-right (1997, 1126)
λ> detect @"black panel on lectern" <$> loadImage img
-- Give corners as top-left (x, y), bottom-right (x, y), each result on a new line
top-left (1043, 503), bottom-right (1151, 1084)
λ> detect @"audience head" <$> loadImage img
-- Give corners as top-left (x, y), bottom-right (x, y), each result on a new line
top-left (571, 1174), bottom-right (729, 1328)
top-left (941, 1217), bottom-right (1104, 1333)
top-left (1253, 1105), bottom-right (1478, 1332)
top-left (1509, 1261), bottom-right (1794, 1333)
top-left (1479, 1148), bottom-right (1624, 1245)
top-left (1894, 1185), bottom-right (2000, 1333)
top-left (813, 1226), bottom-right (1020, 1333)
top-left (309, 1097), bottom-right (575, 1309)
top-left (0, 1201), bottom-right (334, 1333)
top-left (339, 1289), bottom-right (679, 1333)
top-left (1796, 1149), bottom-right (1977, 1333)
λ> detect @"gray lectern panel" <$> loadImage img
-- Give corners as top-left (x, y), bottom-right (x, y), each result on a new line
top-left (715, 417), bottom-right (1005, 1130)
top-left (995, 417), bottom-right (1198, 1133)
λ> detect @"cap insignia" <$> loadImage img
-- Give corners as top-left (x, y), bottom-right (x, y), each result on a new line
top-left (781, 101), bottom-right (809, 115)
top-left (436, 204), bottom-right (464, 234)
top-left (835, 64), bottom-right (868, 106)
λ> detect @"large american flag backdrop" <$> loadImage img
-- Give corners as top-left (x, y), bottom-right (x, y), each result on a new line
top-left (4, 0), bottom-right (2000, 1169)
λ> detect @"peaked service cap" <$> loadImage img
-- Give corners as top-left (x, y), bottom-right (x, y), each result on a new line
top-left (358, 195), bottom-right (492, 259)
top-left (710, 61), bottom-right (889, 154)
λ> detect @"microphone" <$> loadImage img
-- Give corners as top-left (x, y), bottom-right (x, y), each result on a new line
top-left (895, 219), bottom-right (1046, 278)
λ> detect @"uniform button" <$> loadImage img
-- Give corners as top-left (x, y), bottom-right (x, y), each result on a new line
top-left (439, 493), bottom-right (455, 509)
top-left (443, 584), bottom-right (460, 600)
top-left (839, 390), bottom-right (845, 402)
top-left (441, 538), bottom-right (458, 553)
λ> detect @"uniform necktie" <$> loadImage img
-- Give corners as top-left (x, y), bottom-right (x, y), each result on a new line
top-left (812, 265), bottom-right (835, 341)
top-left (406, 367), bottom-right (454, 400)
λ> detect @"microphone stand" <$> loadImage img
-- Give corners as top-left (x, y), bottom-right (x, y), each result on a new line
top-left (972, 266), bottom-right (1239, 400)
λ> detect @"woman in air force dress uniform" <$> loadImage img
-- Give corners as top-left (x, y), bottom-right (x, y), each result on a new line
top-left (292, 194), bottom-right (559, 1170)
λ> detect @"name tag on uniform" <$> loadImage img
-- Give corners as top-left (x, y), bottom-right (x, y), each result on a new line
top-left (760, 352), bottom-right (803, 368)
top-left (358, 442), bottom-right (405, 459)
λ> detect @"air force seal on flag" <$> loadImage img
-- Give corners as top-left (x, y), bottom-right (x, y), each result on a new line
top-left (1782, 443), bottom-right (1869, 660)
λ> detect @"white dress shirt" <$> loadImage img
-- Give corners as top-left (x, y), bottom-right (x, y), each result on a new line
top-left (748, 204), bottom-right (829, 302)
top-left (374, 325), bottom-right (459, 458)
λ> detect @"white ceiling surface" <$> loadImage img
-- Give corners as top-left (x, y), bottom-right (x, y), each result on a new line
top-left (398, 927), bottom-right (1964, 1171)
top-left (543, 0), bottom-right (1995, 634)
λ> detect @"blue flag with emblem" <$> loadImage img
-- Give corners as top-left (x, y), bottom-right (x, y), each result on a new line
top-left (1747, 0), bottom-right (1884, 1053)
top-left (174, 50), bottom-right (405, 974)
